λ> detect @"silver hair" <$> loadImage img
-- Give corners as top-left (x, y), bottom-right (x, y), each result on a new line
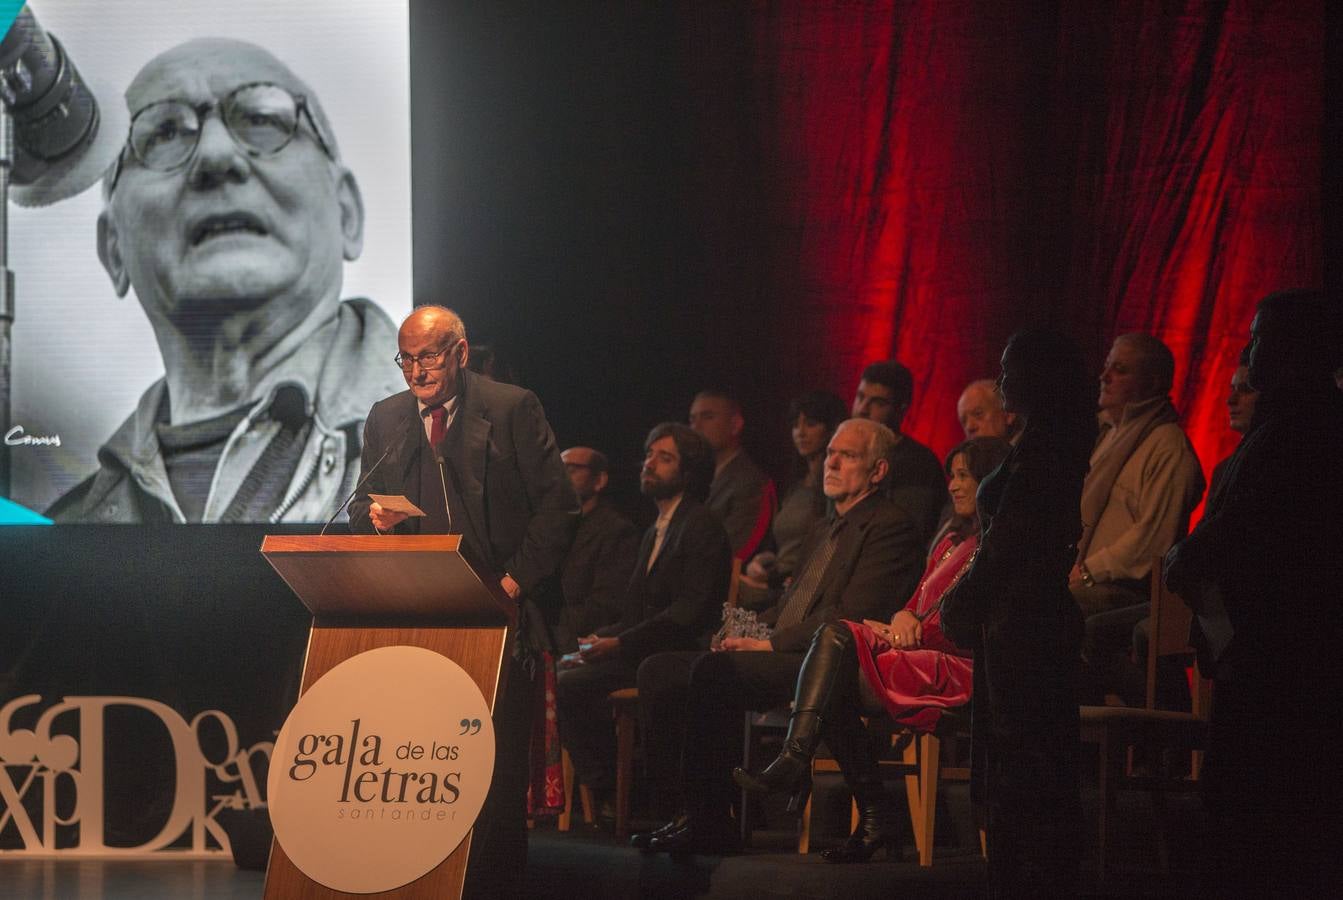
top-left (837, 417), bottom-right (896, 469)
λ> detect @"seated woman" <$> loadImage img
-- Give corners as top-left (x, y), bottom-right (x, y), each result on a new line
top-left (733, 435), bottom-right (1011, 862)
top-left (739, 390), bottom-right (848, 606)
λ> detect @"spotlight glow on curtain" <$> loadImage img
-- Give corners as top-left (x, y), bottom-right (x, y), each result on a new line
top-left (715, 0), bottom-right (1320, 491)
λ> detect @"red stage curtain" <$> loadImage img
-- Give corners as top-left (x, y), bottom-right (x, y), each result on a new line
top-left (695, 0), bottom-right (1321, 490)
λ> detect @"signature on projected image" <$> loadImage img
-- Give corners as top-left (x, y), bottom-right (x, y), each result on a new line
top-left (4, 425), bottom-right (61, 447)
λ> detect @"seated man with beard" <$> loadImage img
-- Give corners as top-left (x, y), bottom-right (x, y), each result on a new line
top-left (556, 423), bottom-right (731, 821)
top-left (633, 418), bottom-right (925, 852)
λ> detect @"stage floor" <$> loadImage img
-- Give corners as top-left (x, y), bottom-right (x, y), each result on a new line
top-left (0, 858), bottom-right (264, 900)
top-left (0, 778), bottom-right (1201, 899)
top-left (0, 817), bottom-right (1196, 900)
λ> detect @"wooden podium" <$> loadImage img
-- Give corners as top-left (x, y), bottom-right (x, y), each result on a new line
top-left (258, 534), bottom-right (513, 899)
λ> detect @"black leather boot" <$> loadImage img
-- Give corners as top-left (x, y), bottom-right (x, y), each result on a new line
top-left (733, 623), bottom-right (856, 810)
top-left (820, 715), bottom-right (900, 864)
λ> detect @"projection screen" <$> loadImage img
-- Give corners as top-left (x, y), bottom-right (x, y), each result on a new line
top-left (2, 0), bottom-right (411, 524)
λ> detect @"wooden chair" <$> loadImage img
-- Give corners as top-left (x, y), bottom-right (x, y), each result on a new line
top-left (1078, 562), bottom-right (1212, 874)
top-left (799, 710), bottom-right (983, 865)
top-left (738, 705), bottom-right (791, 843)
top-left (557, 747), bottom-right (594, 832)
top-left (603, 558), bottom-right (744, 839)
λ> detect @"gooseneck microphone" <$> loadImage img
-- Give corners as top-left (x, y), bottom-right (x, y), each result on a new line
top-left (433, 452), bottom-right (455, 533)
top-left (320, 442), bottom-right (396, 536)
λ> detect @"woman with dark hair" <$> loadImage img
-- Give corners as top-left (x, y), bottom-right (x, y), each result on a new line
top-left (733, 435), bottom-right (1011, 862)
top-left (939, 328), bottom-right (1095, 895)
top-left (743, 390), bottom-right (848, 592)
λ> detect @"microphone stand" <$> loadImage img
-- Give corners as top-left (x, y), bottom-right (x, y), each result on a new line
top-left (0, 104), bottom-right (14, 498)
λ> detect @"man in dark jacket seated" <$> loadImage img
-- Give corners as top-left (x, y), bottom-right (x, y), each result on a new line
top-left (633, 417), bottom-right (925, 853)
top-left (556, 424), bottom-right (732, 821)
top-left (553, 446), bottom-right (641, 653)
top-left (850, 360), bottom-right (946, 543)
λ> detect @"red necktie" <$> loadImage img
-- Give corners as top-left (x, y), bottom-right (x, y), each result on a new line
top-left (429, 406), bottom-right (447, 446)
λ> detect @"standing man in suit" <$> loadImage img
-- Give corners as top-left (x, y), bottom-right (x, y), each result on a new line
top-left (555, 423), bottom-right (732, 822)
top-left (348, 305), bottom-right (578, 898)
top-left (634, 417), bottom-right (925, 853)
top-left (1165, 290), bottom-right (1343, 895)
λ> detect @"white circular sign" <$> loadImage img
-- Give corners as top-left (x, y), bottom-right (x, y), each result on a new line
top-left (267, 646), bottom-right (496, 894)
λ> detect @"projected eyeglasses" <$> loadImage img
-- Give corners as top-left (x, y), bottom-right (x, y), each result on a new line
top-left (108, 81), bottom-right (335, 193)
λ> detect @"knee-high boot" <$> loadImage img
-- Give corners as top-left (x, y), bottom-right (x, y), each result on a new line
top-left (733, 622), bottom-right (856, 810)
top-left (819, 710), bottom-right (900, 863)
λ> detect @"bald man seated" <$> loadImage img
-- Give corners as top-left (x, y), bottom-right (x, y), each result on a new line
top-left (957, 378), bottom-right (1019, 440)
top-left (555, 446), bottom-right (641, 652)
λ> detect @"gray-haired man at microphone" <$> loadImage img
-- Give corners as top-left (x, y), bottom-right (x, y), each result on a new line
top-left (349, 304), bottom-right (577, 897)
top-left (48, 38), bottom-right (402, 523)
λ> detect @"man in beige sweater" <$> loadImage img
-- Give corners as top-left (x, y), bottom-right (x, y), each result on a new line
top-left (1074, 333), bottom-right (1204, 702)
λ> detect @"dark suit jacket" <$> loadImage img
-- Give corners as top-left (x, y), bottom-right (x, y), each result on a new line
top-left (883, 434), bottom-right (947, 545)
top-left (597, 496), bottom-right (732, 664)
top-left (761, 491), bottom-right (924, 653)
top-left (348, 369), bottom-right (579, 594)
top-left (708, 451), bottom-right (775, 559)
top-left (556, 502), bottom-right (641, 651)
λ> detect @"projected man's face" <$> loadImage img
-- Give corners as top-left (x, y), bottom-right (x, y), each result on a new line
top-left (98, 39), bottom-right (363, 332)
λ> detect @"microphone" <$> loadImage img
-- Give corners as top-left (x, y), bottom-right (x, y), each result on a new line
top-left (1, 5), bottom-right (125, 206)
top-left (434, 451), bottom-right (454, 533)
top-left (320, 441), bottom-right (397, 536)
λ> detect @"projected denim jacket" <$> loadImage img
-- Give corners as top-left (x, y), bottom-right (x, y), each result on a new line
top-left (45, 299), bottom-right (402, 524)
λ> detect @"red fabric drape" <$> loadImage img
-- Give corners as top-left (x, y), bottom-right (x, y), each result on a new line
top-left (694, 0), bottom-right (1321, 492)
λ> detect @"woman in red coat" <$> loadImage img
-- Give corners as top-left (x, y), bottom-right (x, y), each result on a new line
top-left (734, 435), bottom-right (1010, 862)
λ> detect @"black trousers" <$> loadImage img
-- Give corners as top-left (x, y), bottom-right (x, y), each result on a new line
top-left (977, 601), bottom-right (1084, 897)
top-left (554, 657), bottom-right (639, 794)
top-left (464, 653), bottom-right (533, 900)
top-left (637, 650), bottom-right (806, 819)
top-left (1198, 671), bottom-right (1341, 896)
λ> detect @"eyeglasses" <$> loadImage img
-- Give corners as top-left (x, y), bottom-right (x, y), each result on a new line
top-left (108, 82), bottom-right (335, 193)
top-left (395, 340), bottom-right (461, 372)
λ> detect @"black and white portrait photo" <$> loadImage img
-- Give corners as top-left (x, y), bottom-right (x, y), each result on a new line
top-left (5, 0), bottom-right (411, 523)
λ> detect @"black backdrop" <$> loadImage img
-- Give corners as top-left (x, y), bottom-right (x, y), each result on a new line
top-left (410, 1), bottom-right (791, 517)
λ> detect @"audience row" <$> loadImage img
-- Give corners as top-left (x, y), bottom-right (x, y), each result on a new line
top-left (545, 289), bottom-right (1341, 895)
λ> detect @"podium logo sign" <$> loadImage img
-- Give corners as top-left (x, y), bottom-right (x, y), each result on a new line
top-left (268, 646), bottom-right (495, 894)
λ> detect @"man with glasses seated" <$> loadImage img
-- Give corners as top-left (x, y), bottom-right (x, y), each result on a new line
top-left (48, 39), bottom-right (403, 524)
top-left (349, 304), bottom-right (578, 896)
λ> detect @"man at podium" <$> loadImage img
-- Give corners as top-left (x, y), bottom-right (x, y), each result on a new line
top-left (349, 305), bottom-right (578, 896)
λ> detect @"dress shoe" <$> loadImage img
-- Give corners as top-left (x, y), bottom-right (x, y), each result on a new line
top-left (646, 816), bottom-right (742, 855)
top-left (629, 814), bottom-right (687, 850)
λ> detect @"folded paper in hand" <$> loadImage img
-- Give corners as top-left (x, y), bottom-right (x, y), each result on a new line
top-left (368, 494), bottom-right (427, 517)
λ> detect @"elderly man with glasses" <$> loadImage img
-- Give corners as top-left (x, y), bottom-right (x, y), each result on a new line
top-left (349, 304), bottom-right (579, 895)
top-left (48, 38), bottom-right (403, 524)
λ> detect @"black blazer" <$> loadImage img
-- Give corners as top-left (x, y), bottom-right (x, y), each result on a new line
top-left (598, 496), bottom-right (732, 664)
top-left (348, 369), bottom-right (579, 593)
top-left (761, 491), bottom-right (924, 653)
